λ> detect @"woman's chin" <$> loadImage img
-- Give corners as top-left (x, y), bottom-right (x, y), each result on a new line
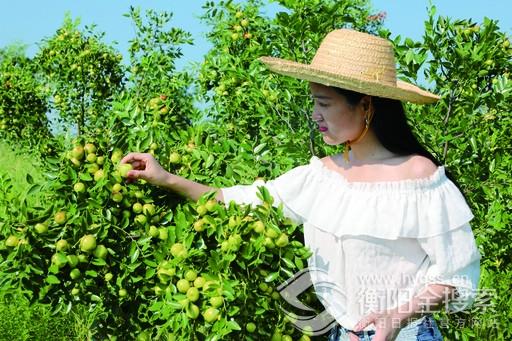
top-left (322, 135), bottom-right (344, 146)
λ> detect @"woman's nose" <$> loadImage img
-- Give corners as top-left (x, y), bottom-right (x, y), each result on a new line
top-left (311, 110), bottom-right (322, 122)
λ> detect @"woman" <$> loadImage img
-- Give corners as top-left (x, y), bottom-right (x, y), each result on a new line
top-left (121, 29), bottom-right (481, 340)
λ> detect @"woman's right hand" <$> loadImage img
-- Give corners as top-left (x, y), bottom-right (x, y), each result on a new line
top-left (120, 152), bottom-right (171, 188)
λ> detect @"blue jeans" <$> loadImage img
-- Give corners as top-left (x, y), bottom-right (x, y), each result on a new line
top-left (328, 314), bottom-right (443, 341)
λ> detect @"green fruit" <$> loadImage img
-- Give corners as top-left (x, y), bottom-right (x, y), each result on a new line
top-left (112, 183), bottom-right (123, 193)
top-left (298, 335), bottom-right (311, 341)
top-left (259, 282), bottom-right (269, 292)
top-left (118, 288), bottom-right (128, 297)
top-left (34, 223), bottom-right (48, 234)
top-left (193, 219), bottom-right (205, 232)
top-left (5, 235), bottom-right (19, 247)
top-left (118, 163), bottom-right (133, 177)
top-left (66, 255), bottom-right (79, 268)
top-left (241, 19), bottom-right (249, 27)
top-left (228, 216), bottom-right (240, 229)
top-left (84, 143), bottom-right (96, 154)
top-left (186, 287), bottom-right (200, 302)
top-left (77, 254), bottom-right (88, 263)
top-left (105, 272), bottom-right (114, 281)
top-left (158, 228), bottom-right (168, 240)
top-left (71, 287), bottom-right (80, 295)
top-left (209, 296), bottom-right (224, 308)
top-left (196, 205), bottom-right (207, 216)
top-left (55, 239), bottom-right (69, 251)
top-left (70, 157), bottom-right (81, 168)
top-left (133, 202), bottom-right (143, 214)
top-left (96, 156), bottom-right (105, 165)
top-left (282, 335), bottom-right (292, 341)
top-left (203, 307), bottom-right (220, 323)
top-left (184, 270), bottom-right (197, 282)
top-left (54, 211), bottom-right (67, 225)
top-left (265, 228), bottom-right (280, 239)
top-left (51, 253), bottom-right (67, 268)
top-left (135, 214), bottom-right (147, 225)
top-left (170, 243), bottom-right (187, 258)
top-left (86, 153), bottom-right (97, 163)
top-left (94, 245), bottom-right (108, 259)
top-left (111, 149), bottom-right (123, 164)
top-left (88, 163), bottom-right (100, 174)
top-left (73, 182), bottom-right (86, 193)
top-left (169, 152), bottom-right (181, 164)
top-left (112, 192), bottom-right (123, 203)
top-left (246, 322), bottom-right (256, 333)
top-left (177, 279), bottom-right (190, 293)
top-left (186, 303), bottom-right (200, 319)
top-left (264, 237), bottom-right (275, 249)
top-left (93, 169), bottom-right (105, 182)
top-left (205, 200), bottom-right (217, 212)
top-left (150, 142), bottom-right (158, 150)
top-left (70, 268), bottom-right (81, 280)
top-left (80, 235), bottom-right (97, 252)
top-left (71, 145), bottom-right (84, 160)
top-left (253, 220), bottom-right (265, 233)
top-left (157, 267), bottom-right (176, 283)
top-left (193, 276), bottom-right (206, 288)
top-left (275, 233), bottom-right (289, 247)
top-left (148, 225), bottom-right (160, 238)
top-left (142, 203), bottom-right (155, 216)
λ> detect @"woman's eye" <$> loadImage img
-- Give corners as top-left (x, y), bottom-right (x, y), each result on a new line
top-left (318, 102), bottom-right (329, 108)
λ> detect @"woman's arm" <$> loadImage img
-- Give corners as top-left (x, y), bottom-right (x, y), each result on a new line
top-left (390, 283), bottom-right (456, 327)
top-left (120, 152), bottom-right (224, 202)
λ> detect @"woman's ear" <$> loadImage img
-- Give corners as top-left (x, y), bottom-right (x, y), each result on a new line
top-left (359, 95), bottom-right (373, 112)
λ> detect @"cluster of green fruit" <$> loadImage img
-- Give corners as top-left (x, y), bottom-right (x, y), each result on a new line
top-left (3, 139), bottom-right (321, 340)
top-left (230, 11), bottom-right (252, 41)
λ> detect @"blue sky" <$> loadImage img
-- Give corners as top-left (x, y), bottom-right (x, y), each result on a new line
top-left (1, 0), bottom-right (510, 71)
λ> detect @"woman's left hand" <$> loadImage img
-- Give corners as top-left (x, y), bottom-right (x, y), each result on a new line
top-left (352, 311), bottom-right (402, 341)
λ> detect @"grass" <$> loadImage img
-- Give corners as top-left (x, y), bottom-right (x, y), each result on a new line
top-left (0, 293), bottom-right (105, 341)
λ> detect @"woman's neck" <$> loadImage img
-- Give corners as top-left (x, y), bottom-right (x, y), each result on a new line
top-left (346, 130), bottom-right (396, 165)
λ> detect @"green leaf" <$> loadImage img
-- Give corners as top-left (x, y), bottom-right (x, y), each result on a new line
top-left (46, 275), bottom-right (60, 284)
top-left (130, 243), bottom-right (140, 263)
top-left (281, 257), bottom-right (295, 269)
top-left (264, 272), bottom-right (279, 282)
top-left (85, 270), bottom-right (98, 277)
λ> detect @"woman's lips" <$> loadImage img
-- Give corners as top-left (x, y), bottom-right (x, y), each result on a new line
top-left (319, 126), bottom-right (328, 132)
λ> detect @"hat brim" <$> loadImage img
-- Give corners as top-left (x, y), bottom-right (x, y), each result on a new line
top-left (260, 57), bottom-right (440, 104)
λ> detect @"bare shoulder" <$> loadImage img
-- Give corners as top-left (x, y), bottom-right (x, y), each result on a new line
top-left (405, 155), bottom-right (439, 179)
top-left (319, 155), bottom-right (342, 171)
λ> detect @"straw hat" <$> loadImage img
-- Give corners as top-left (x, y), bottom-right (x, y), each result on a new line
top-left (259, 29), bottom-right (439, 104)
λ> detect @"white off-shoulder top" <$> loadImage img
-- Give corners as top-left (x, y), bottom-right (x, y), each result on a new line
top-left (221, 156), bottom-right (481, 331)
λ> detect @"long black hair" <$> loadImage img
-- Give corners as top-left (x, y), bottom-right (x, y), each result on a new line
top-left (333, 87), bottom-right (464, 193)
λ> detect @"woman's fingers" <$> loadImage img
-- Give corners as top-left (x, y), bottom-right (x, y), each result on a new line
top-left (131, 160), bottom-right (145, 170)
top-left (120, 152), bottom-right (150, 165)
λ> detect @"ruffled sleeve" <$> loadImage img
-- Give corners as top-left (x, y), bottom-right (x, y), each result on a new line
top-left (417, 222), bottom-right (481, 312)
top-left (220, 164), bottom-right (313, 225)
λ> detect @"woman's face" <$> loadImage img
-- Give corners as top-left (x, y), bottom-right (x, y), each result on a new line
top-left (309, 82), bottom-right (367, 146)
